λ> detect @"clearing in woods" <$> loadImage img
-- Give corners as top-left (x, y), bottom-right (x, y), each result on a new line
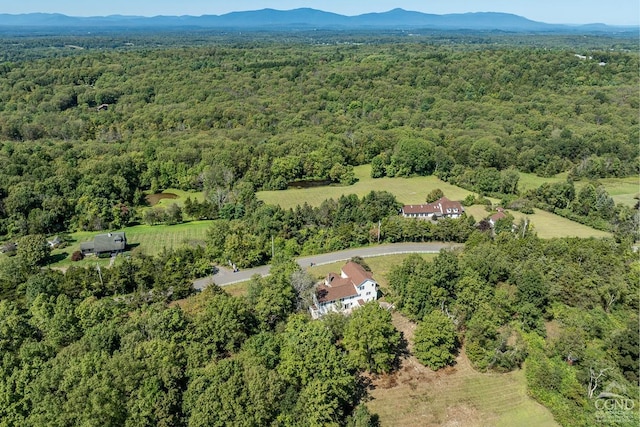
top-left (48, 220), bottom-right (214, 268)
top-left (366, 312), bottom-right (559, 427)
top-left (257, 164), bottom-right (474, 209)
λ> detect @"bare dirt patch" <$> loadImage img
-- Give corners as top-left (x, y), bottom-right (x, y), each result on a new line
top-left (145, 192), bottom-right (178, 206)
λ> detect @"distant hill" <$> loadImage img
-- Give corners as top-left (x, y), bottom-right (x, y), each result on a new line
top-left (0, 8), bottom-right (633, 32)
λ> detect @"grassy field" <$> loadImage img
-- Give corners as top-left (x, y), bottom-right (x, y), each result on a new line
top-left (518, 172), bottom-right (638, 208)
top-left (257, 165), bottom-right (475, 209)
top-left (141, 188), bottom-right (207, 217)
top-left (577, 176), bottom-right (639, 208)
top-left (258, 165), bottom-right (615, 239)
top-left (464, 206), bottom-right (611, 239)
top-left (367, 312), bottom-right (559, 427)
top-left (49, 220), bottom-right (214, 268)
top-left (146, 188), bottom-right (206, 207)
top-left (517, 172), bottom-right (566, 192)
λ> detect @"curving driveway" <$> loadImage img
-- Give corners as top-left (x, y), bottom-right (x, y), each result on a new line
top-left (193, 242), bottom-right (462, 289)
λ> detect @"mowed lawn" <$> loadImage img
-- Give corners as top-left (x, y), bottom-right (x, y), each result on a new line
top-left (257, 164), bottom-right (475, 209)
top-left (49, 220), bottom-right (214, 267)
top-left (517, 172), bottom-right (566, 192)
top-left (464, 205), bottom-right (611, 239)
top-left (306, 253), bottom-right (438, 292)
top-left (367, 312), bottom-right (559, 427)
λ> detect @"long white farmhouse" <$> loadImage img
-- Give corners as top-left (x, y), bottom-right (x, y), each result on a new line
top-left (309, 261), bottom-right (378, 319)
top-left (401, 196), bottom-right (464, 219)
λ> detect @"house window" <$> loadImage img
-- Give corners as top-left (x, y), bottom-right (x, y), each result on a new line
top-left (366, 291), bottom-right (371, 295)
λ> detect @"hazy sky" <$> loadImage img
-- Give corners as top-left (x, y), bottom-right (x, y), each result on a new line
top-left (2, 1), bottom-right (638, 25)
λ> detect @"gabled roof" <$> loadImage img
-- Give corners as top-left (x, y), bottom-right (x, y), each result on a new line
top-left (438, 197), bottom-right (464, 213)
top-left (341, 261), bottom-right (373, 286)
top-left (316, 282), bottom-right (359, 303)
top-left (316, 261), bottom-right (375, 304)
top-left (81, 232), bottom-right (126, 253)
top-left (402, 202), bottom-right (440, 215)
top-left (402, 197), bottom-right (464, 215)
top-left (489, 211), bottom-right (507, 223)
top-left (94, 232), bottom-right (126, 253)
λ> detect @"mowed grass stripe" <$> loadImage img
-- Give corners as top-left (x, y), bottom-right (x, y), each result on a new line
top-left (50, 220), bottom-right (214, 267)
top-left (108, 221), bottom-right (212, 255)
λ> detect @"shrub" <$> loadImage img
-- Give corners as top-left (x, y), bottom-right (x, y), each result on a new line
top-left (426, 188), bottom-right (444, 203)
top-left (71, 251), bottom-right (84, 261)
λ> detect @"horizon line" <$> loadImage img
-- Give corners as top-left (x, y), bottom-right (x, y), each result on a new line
top-left (0, 8), bottom-right (637, 27)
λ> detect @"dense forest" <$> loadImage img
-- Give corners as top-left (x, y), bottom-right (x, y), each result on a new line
top-left (0, 32), bottom-right (638, 426)
top-left (0, 232), bottom-right (637, 426)
top-left (0, 35), bottom-right (637, 240)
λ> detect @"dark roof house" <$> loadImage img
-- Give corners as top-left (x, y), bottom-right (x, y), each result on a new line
top-left (80, 232), bottom-right (126, 255)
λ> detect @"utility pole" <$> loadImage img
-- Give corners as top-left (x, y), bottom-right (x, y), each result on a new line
top-left (377, 220), bottom-right (381, 243)
top-left (271, 235), bottom-right (275, 258)
top-left (96, 263), bottom-right (103, 288)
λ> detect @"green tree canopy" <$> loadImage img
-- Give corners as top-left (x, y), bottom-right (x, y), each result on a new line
top-left (413, 310), bottom-right (458, 370)
top-left (342, 303), bottom-right (401, 374)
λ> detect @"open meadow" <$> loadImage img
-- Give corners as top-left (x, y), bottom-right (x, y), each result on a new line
top-left (144, 188), bottom-right (207, 207)
top-left (463, 206), bottom-right (612, 239)
top-left (578, 176), bottom-right (639, 207)
top-left (366, 312), bottom-right (559, 427)
top-left (259, 165), bottom-right (613, 239)
top-left (257, 165), bottom-right (475, 209)
top-left (518, 173), bottom-right (638, 207)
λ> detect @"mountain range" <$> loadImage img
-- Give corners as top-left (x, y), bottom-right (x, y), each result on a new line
top-left (0, 8), bottom-right (630, 32)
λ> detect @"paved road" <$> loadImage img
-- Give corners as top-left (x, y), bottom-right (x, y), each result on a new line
top-left (193, 242), bottom-right (462, 289)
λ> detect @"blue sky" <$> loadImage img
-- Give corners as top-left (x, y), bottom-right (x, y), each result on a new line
top-left (2, 1), bottom-right (638, 25)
